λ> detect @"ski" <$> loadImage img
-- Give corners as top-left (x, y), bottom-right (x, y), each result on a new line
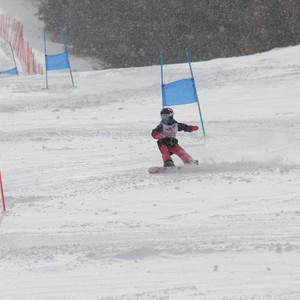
top-left (148, 166), bottom-right (182, 174)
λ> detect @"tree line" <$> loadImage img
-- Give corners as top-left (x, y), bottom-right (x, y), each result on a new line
top-left (38, 0), bottom-right (300, 68)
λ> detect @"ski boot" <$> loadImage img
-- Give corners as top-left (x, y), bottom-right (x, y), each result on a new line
top-left (185, 159), bottom-right (199, 165)
top-left (164, 159), bottom-right (175, 167)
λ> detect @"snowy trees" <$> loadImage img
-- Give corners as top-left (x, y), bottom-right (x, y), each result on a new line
top-left (38, 0), bottom-right (300, 68)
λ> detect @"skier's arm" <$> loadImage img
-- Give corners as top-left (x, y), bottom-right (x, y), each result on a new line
top-left (178, 123), bottom-right (199, 132)
top-left (151, 125), bottom-right (164, 140)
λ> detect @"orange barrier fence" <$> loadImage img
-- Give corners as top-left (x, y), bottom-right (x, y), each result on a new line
top-left (0, 14), bottom-right (43, 74)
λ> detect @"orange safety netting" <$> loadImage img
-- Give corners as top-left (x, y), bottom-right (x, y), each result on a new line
top-left (0, 14), bottom-right (43, 74)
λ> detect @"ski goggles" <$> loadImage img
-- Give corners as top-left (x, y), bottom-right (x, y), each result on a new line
top-left (161, 112), bottom-right (174, 120)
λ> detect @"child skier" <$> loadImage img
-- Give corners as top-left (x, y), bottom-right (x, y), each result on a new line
top-left (151, 107), bottom-right (199, 167)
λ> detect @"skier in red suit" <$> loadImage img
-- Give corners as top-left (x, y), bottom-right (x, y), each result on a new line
top-left (151, 107), bottom-right (199, 167)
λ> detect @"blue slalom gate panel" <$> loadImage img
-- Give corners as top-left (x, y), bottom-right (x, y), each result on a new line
top-left (45, 52), bottom-right (70, 71)
top-left (44, 29), bottom-right (75, 88)
top-left (0, 67), bottom-right (18, 75)
top-left (160, 48), bottom-right (206, 136)
top-left (162, 78), bottom-right (197, 106)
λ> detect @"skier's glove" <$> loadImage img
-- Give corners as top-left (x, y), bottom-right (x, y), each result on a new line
top-left (162, 137), bottom-right (178, 147)
top-left (190, 126), bottom-right (199, 131)
top-left (153, 132), bottom-right (164, 140)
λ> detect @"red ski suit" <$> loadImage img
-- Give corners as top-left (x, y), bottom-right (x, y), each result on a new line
top-left (151, 120), bottom-right (198, 165)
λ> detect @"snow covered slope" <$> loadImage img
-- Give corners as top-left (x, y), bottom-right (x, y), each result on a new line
top-left (1, 44), bottom-right (300, 299)
top-left (0, 0), bottom-right (300, 300)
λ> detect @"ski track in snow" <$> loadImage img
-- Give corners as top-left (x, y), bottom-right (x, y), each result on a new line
top-left (1, 46), bottom-right (300, 300)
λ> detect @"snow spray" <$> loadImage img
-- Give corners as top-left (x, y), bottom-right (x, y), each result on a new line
top-left (0, 170), bottom-right (6, 212)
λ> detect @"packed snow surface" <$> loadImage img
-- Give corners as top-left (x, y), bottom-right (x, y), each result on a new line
top-left (1, 44), bottom-right (300, 299)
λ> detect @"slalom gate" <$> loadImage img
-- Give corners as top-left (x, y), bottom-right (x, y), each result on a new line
top-left (0, 170), bottom-right (6, 212)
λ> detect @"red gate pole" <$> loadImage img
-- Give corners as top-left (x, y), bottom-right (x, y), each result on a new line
top-left (0, 170), bottom-right (6, 212)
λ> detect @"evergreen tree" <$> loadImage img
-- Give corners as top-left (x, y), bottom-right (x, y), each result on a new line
top-left (37, 0), bottom-right (300, 68)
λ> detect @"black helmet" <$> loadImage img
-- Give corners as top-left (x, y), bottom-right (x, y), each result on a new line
top-left (160, 107), bottom-right (174, 120)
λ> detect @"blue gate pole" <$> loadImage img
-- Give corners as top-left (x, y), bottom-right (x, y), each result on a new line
top-left (160, 51), bottom-right (165, 107)
top-left (185, 48), bottom-right (206, 137)
top-left (9, 42), bottom-right (18, 75)
top-left (44, 31), bottom-right (49, 89)
top-left (60, 29), bottom-right (75, 88)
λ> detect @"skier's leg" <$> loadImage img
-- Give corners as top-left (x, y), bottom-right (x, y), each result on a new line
top-left (171, 145), bottom-right (193, 164)
top-left (160, 145), bottom-right (175, 166)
